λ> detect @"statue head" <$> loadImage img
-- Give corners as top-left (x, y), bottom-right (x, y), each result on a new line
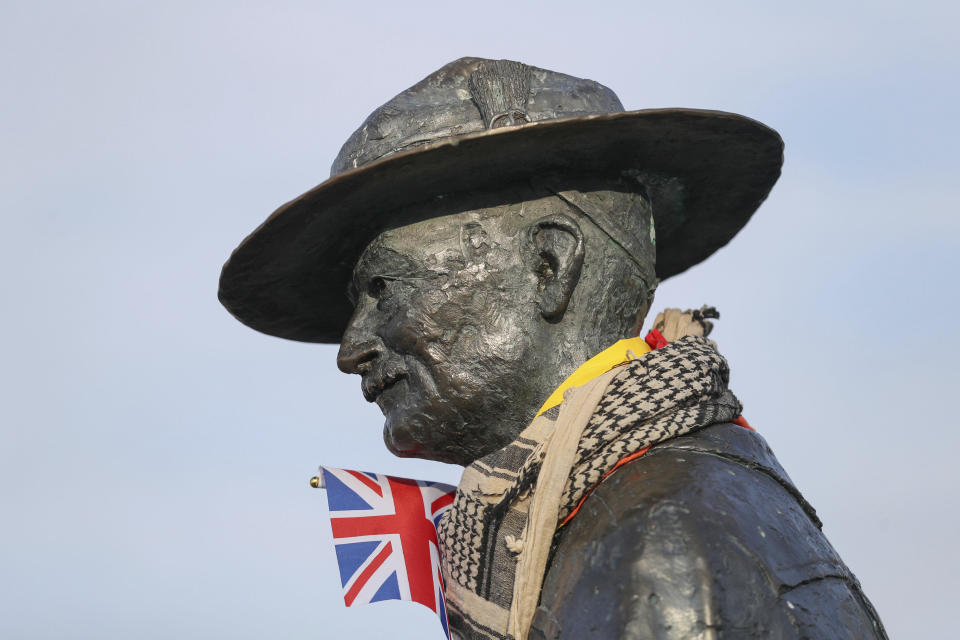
top-left (218, 57), bottom-right (782, 465)
top-left (336, 183), bottom-right (657, 464)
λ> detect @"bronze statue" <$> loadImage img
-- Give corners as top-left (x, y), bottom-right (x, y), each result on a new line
top-left (219, 58), bottom-right (887, 639)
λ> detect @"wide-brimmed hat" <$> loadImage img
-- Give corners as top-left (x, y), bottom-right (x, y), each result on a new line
top-left (219, 57), bottom-right (783, 343)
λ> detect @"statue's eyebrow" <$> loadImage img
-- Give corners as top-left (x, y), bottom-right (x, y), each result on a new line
top-left (346, 267), bottom-right (436, 305)
top-left (346, 240), bottom-right (448, 305)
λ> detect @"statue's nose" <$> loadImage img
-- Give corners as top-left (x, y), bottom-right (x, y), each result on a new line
top-left (337, 307), bottom-right (384, 374)
top-left (337, 338), bottom-right (382, 374)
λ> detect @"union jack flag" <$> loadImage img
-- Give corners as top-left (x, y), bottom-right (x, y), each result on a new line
top-left (320, 466), bottom-right (456, 638)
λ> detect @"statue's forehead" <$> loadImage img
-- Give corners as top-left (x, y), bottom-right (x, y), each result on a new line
top-left (352, 214), bottom-right (474, 281)
top-left (376, 213), bottom-right (477, 254)
top-left (353, 193), bottom-right (574, 284)
top-left (362, 200), bottom-right (532, 260)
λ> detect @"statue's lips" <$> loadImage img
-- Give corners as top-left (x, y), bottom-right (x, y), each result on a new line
top-left (362, 370), bottom-right (407, 404)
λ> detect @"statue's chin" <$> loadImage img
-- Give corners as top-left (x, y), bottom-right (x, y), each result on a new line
top-left (382, 418), bottom-right (423, 458)
top-left (382, 418), bottom-right (468, 465)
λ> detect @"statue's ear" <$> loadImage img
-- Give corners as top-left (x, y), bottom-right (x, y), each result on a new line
top-left (527, 214), bottom-right (585, 322)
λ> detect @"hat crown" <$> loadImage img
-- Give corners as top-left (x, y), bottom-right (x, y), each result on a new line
top-left (331, 57), bottom-right (624, 177)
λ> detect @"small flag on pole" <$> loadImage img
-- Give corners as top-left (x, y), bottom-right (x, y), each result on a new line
top-left (318, 466), bottom-right (456, 638)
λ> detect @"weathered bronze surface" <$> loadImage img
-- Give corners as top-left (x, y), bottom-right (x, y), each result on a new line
top-left (220, 58), bottom-right (886, 638)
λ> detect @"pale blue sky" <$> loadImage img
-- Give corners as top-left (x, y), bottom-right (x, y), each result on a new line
top-left (1, 1), bottom-right (957, 638)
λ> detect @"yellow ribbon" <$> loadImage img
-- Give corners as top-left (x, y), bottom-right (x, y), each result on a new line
top-left (534, 336), bottom-right (651, 417)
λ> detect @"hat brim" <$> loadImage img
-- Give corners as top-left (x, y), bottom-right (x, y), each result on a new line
top-left (218, 108), bottom-right (783, 343)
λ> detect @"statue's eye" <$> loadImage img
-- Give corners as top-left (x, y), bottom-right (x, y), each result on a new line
top-left (367, 276), bottom-right (387, 298)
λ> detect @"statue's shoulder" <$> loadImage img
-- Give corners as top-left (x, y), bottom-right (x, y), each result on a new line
top-left (531, 423), bottom-right (887, 640)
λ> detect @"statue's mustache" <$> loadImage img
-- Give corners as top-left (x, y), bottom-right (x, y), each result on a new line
top-left (360, 365), bottom-right (408, 403)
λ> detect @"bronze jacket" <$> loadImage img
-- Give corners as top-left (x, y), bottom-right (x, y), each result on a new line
top-left (531, 422), bottom-right (888, 639)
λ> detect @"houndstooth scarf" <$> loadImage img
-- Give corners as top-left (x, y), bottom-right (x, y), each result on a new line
top-left (437, 336), bottom-right (742, 640)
